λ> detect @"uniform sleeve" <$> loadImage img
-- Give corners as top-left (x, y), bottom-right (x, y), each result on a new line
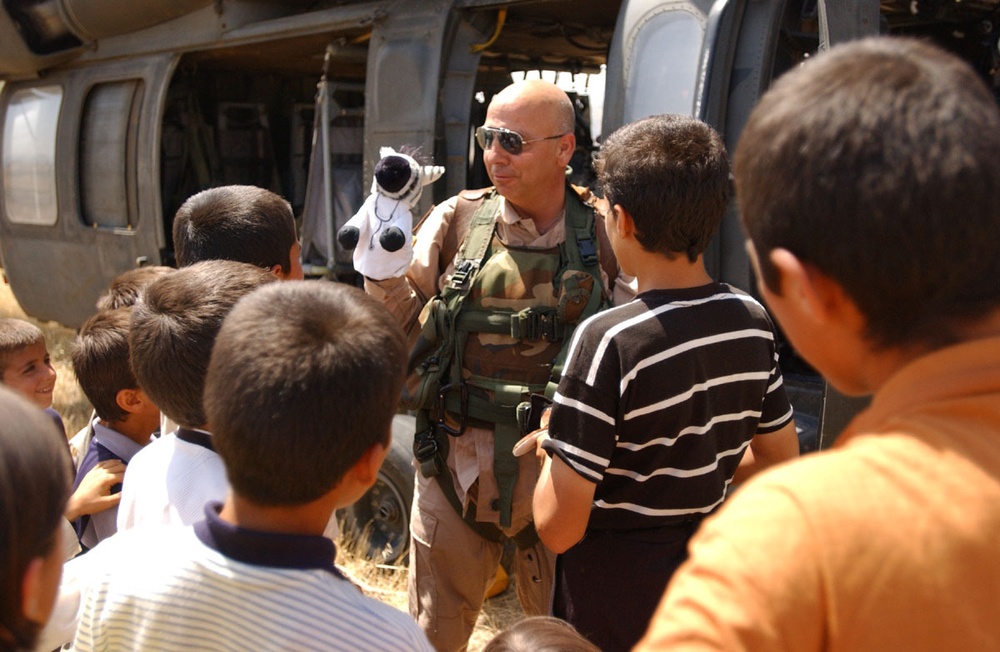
top-left (634, 475), bottom-right (826, 652)
top-left (364, 195), bottom-right (459, 338)
top-left (544, 316), bottom-right (621, 483)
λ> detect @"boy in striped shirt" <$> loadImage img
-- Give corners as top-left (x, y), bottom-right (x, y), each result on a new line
top-left (532, 114), bottom-right (800, 652)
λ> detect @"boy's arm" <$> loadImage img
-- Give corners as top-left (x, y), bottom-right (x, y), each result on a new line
top-left (533, 451), bottom-right (597, 553)
top-left (733, 420), bottom-right (799, 484)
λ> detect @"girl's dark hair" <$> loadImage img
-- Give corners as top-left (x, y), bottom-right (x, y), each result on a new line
top-left (0, 388), bottom-right (73, 650)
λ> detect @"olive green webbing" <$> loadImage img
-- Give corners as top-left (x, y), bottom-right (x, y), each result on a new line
top-left (421, 186), bottom-right (606, 532)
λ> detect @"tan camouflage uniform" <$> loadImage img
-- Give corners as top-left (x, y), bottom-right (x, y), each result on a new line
top-left (366, 188), bottom-right (624, 652)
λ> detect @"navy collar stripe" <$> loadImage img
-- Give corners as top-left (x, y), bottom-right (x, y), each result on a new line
top-left (193, 503), bottom-right (345, 580)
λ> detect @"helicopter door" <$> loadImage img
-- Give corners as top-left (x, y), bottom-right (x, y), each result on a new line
top-left (0, 54), bottom-right (176, 328)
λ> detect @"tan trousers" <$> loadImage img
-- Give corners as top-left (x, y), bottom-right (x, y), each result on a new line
top-left (408, 457), bottom-right (555, 652)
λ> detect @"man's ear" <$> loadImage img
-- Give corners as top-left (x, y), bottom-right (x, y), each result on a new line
top-left (768, 248), bottom-right (853, 323)
top-left (556, 133), bottom-right (576, 165)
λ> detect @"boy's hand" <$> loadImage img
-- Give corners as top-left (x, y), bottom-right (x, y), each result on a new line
top-left (512, 406), bottom-right (552, 461)
top-left (512, 428), bottom-right (550, 459)
top-left (64, 460), bottom-right (126, 521)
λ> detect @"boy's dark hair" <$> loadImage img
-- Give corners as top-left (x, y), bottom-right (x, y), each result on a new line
top-left (96, 266), bottom-right (175, 311)
top-left (483, 616), bottom-right (600, 652)
top-left (172, 185), bottom-right (297, 274)
top-left (0, 387), bottom-right (72, 650)
top-left (129, 260), bottom-right (277, 429)
top-left (735, 37), bottom-right (1000, 349)
top-left (0, 318), bottom-right (45, 375)
top-left (72, 308), bottom-right (137, 423)
top-left (204, 281), bottom-right (406, 506)
top-left (596, 114), bottom-right (731, 262)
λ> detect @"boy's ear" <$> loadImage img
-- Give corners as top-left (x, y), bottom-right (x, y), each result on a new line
top-left (21, 556), bottom-right (48, 623)
top-left (768, 248), bottom-right (855, 323)
top-left (115, 388), bottom-right (147, 415)
top-left (351, 439), bottom-right (390, 488)
top-left (614, 204), bottom-right (635, 239)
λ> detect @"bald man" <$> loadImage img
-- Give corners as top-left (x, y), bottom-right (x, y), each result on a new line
top-left (363, 80), bottom-right (625, 650)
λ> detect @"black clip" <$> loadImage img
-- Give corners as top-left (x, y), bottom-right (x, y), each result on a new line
top-left (511, 308), bottom-right (560, 342)
top-left (437, 383), bottom-right (468, 435)
top-left (413, 427), bottom-right (445, 477)
top-left (577, 236), bottom-right (598, 267)
top-left (448, 260), bottom-right (478, 289)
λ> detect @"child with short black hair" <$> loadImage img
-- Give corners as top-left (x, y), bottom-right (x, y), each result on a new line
top-left (172, 185), bottom-right (303, 279)
top-left (116, 259), bottom-right (277, 530)
top-left (532, 114), bottom-right (799, 651)
top-left (0, 316), bottom-right (120, 560)
top-left (69, 308), bottom-right (159, 550)
top-left (636, 37), bottom-right (1000, 651)
top-left (94, 265), bottom-right (175, 312)
top-left (72, 281), bottom-right (432, 651)
top-left (0, 317), bottom-right (58, 415)
top-left (69, 265), bottom-right (174, 467)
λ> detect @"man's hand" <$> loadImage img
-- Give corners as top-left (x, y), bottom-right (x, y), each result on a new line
top-left (64, 460), bottom-right (125, 521)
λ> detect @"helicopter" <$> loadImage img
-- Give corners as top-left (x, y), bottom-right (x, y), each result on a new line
top-left (1, 0), bottom-right (997, 562)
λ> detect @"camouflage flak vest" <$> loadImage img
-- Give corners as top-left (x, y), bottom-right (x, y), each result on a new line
top-left (409, 185), bottom-right (608, 531)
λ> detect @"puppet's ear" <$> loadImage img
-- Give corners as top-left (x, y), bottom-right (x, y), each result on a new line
top-left (379, 146), bottom-right (397, 159)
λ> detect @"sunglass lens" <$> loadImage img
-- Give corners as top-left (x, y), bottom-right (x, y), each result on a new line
top-left (497, 130), bottom-right (522, 155)
top-left (475, 127), bottom-right (491, 150)
top-left (476, 127), bottom-right (523, 155)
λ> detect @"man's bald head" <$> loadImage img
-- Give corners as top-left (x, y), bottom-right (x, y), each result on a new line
top-left (489, 80), bottom-right (575, 135)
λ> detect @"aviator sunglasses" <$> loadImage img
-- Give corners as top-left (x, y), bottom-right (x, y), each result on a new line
top-left (475, 126), bottom-right (566, 155)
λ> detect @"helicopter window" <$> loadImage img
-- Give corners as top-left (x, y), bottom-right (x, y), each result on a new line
top-left (623, 7), bottom-right (704, 121)
top-left (79, 80), bottom-right (143, 229)
top-left (2, 85), bottom-right (62, 226)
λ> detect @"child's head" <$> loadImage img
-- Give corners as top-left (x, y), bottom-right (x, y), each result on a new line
top-left (596, 114), bottom-right (731, 262)
top-left (129, 260), bottom-right (277, 430)
top-left (0, 318), bottom-right (56, 410)
top-left (735, 37), bottom-right (1000, 351)
top-left (204, 281), bottom-right (406, 506)
top-left (72, 308), bottom-right (159, 435)
top-left (482, 616), bottom-right (600, 652)
top-left (95, 266), bottom-right (175, 311)
top-left (172, 185), bottom-right (303, 280)
top-left (0, 386), bottom-right (73, 650)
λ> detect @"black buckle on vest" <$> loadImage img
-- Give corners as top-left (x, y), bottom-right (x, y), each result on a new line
top-left (577, 236), bottom-right (598, 267)
top-left (437, 383), bottom-right (468, 435)
top-left (510, 308), bottom-right (561, 342)
top-left (448, 259), bottom-right (478, 290)
top-left (413, 427), bottom-right (444, 477)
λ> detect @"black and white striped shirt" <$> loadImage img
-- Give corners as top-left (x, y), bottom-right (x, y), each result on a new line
top-left (544, 283), bottom-right (794, 530)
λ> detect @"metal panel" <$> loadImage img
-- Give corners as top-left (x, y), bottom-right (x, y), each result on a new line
top-left (0, 53), bottom-right (177, 327)
top-left (364, 0), bottom-right (452, 216)
top-left (818, 0), bottom-right (880, 50)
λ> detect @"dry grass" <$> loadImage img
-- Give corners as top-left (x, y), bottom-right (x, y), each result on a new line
top-left (336, 544), bottom-right (525, 651)
top-left (0, 277), bottom-right (524, 650)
